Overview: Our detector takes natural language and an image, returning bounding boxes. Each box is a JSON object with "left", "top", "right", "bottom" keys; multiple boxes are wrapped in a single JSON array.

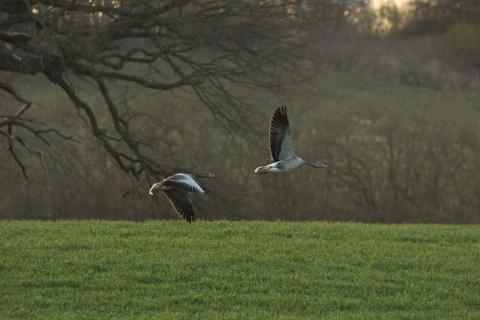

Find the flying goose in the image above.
[
  {"left": 254, "top": 106, "right": 328, "bottom": 174},
  {"left": 149, "top": 172, "right": 214, "bottom": 223}
]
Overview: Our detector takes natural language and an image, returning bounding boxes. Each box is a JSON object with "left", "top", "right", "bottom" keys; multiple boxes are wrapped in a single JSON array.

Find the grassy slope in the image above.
[{"left": 0, "top": 221, "right": 479, "bottom": 319}]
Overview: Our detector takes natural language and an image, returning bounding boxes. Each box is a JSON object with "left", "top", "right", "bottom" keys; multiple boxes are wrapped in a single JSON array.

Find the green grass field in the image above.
[{"left": 0, "top": 221, "right": 479, "bottom": 319}]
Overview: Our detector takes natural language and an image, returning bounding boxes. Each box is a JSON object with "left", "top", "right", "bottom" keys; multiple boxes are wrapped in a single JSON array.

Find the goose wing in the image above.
[
  {"left": 163, "top": 173, "right": 206, "bottom": 193},
  {"left": 269, "top": 106, "right": 295, "bottom": 161},
  {"left": 163, "top": 189, "right": 196, "bottom": 223}
]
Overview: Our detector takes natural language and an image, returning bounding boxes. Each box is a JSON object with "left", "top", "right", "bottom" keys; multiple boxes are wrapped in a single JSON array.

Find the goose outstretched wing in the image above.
[
  {"left": 163, "top": 189, "right": 196, "bottom": 223},
  {"left": 163, "top": 173, "right": 206, "bottom": 193},
  {"left": 269, "top": 106, "right": 295, "bottom": 161}
]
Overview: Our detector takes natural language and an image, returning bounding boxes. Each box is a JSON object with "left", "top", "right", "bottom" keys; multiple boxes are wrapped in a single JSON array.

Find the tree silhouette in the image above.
[{"left": 0, "top": 0, "right": 297, "bottom": 179}]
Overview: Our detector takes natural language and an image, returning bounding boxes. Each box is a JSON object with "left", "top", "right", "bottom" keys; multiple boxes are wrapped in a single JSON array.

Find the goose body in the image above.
[
  {"left": 254, "top": 106, "right": 328, "bottom": 174},
  {"left": 256, "top": 157, "right": 306, "bottom": 173},
  {"left": 149, "top": 172, "right": 213, "bottom": 223}
]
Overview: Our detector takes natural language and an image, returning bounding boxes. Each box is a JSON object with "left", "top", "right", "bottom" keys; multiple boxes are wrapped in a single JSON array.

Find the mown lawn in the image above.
[{"left": 0, "top": 221, "right": 479, "bottom": 319}]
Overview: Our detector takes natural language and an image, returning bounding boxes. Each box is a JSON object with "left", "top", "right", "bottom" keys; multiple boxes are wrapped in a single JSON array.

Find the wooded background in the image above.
[{"left": 1, "top": 0, "right": 480, "bottom": 223}]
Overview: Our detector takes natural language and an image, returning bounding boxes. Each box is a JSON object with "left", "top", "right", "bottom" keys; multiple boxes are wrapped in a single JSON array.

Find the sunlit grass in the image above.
[{"left": 1, "top": 221, "right": 479, "bottom": 319}]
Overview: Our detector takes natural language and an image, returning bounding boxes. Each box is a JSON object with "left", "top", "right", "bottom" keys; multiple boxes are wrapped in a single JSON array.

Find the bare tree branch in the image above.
[{"left": 0, "top": 0, "right": 303, "bottom": 181}]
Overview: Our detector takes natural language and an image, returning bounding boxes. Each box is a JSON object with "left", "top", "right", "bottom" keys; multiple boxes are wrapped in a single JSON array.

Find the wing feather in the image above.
[
  {"left": 163, "top": 189, "right": 196, "bottom": 223},
  {"left": 269, "top": 106, "right": 295, "bottom": 161}
]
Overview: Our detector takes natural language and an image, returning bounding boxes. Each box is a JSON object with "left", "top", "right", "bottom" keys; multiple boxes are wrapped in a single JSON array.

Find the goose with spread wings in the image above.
[
  {"left": 148, "top": 172, "right": 214, "bottom": 223},
  {"left": 254, "top": 106, "right": 328, "bottom": 174}
]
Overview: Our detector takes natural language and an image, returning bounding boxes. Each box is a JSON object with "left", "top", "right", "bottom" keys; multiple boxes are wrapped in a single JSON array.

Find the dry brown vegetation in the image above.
[{"left": 1, "top": 0, "right": 480, "bottom": 222}]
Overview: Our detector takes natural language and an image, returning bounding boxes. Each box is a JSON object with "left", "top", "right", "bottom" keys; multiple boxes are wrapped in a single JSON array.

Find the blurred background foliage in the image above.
[{"left": 1, "top": 0, "right": 480, "bottom": 223}]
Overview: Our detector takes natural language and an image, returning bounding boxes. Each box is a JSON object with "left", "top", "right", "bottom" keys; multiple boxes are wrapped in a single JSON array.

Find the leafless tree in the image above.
[{"left": 0, "top": 0, "right": 300, "bottom": 180}]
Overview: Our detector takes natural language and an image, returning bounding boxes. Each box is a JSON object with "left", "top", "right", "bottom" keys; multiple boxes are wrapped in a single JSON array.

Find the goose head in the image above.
[
  {"left": 307, "top": 161, "right": 329, "bottom": 169},
  {"left": 194, "top": 172, "right": 215, "bottom": 178}
]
